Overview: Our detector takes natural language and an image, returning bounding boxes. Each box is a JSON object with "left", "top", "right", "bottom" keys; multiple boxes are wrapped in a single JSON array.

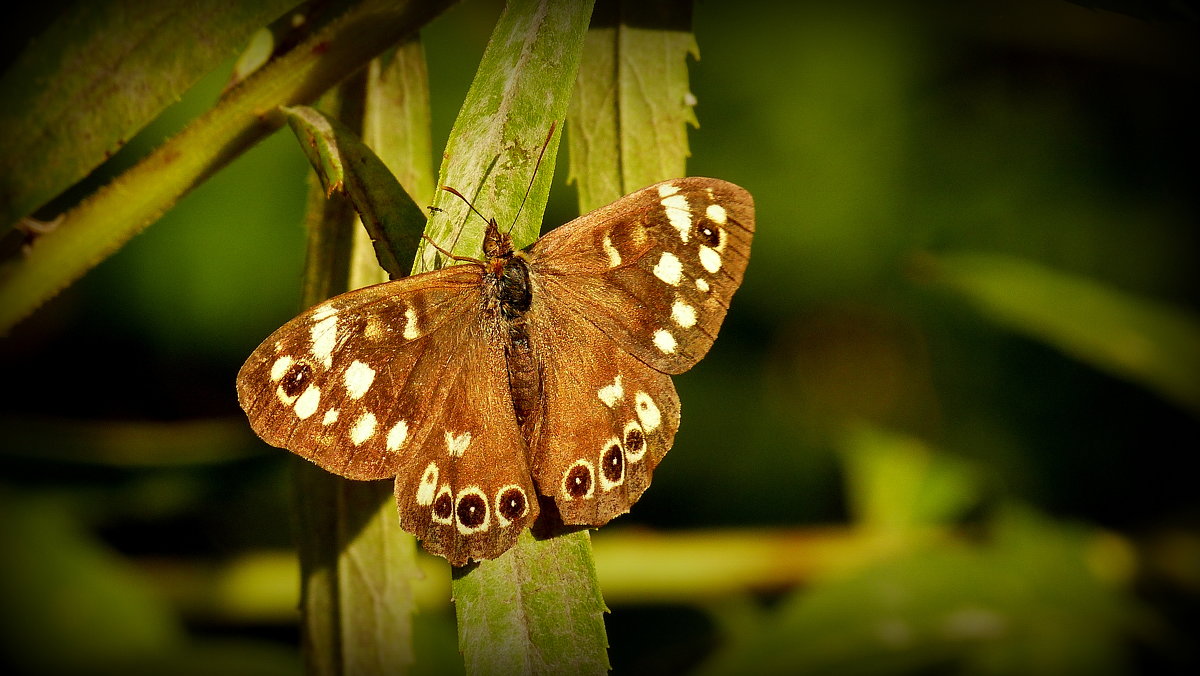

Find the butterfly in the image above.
[{"left": 236, "top": 177, "right": 754, "bottom": 565}]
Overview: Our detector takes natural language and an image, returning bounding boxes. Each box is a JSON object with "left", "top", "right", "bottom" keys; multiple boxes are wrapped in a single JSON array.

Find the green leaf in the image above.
[
  {"left": 0, "top": 0, "right": 456, "bottom": 334},
  {"left": 0, "top": 494, "right": 183, "bottom": 673},
  {"left": 568, "top": 0, "right": 698, "bottom": 211},
  {"left": 697, "top": 506, "right": 1137, "bottom": 676},
  {"left": 925, "top": 252, "right": 1200, "bottom": 414},
  {"left": 0, "top": 0, "right": 297, "bottom": 228},
  {"left": 453, "top": 531, "right": 609, "bottom": 675},
  {"left": 418, "top": 0, "right": 594, "bottom": 267},
  {"left": 282, "top": 105, "right": 426, "bottom": 280},
  {"left": 840, "top": 424, "right": 980, "bottom": 535},
  {"left": 427, "top": 0, "right": 606, "bottom": 673},
  {"left": 290, "top": 40, "right": 434, "bottom": 675}
]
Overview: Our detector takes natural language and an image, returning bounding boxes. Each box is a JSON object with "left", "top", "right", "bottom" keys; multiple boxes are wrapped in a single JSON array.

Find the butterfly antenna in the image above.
[
  {"left": 507, "top": 121, "right": 557, "bottom": 234},
  {"left": 439, "top": 185, "right": 493, "bottom": 226}
]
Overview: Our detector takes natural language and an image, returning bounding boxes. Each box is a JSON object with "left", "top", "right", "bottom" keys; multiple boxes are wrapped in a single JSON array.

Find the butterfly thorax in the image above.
[{"left": 480, "top": 221, "right": 541, "bottom": 430}]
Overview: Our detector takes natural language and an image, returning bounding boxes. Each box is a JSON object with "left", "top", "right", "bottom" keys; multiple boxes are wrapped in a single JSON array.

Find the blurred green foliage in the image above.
[{"left": 2, "top": 0, "right": 1197, "bottom": 674}]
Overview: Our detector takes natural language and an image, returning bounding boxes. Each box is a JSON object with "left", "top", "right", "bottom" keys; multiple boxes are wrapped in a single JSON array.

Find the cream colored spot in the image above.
[
  {"left": 270, "top": 355, "right": 294, "bottom": 382},
  {"left": 653, "top": 252, "right": 683, "bottom": 286},
  {"left": 416, "top": 462, "right": 438, "bottom": 506},
  {"left": 699, "top": 245, "right": 722, "bottom": 273},
  {"left": 603, "top": 235, "right": 622, "bottom": 267},
  {"left": 294, "top": 385, "right": 321, "bottom": 420},
  {"left": 403, "top": 307, "right": 420, "bottom": 340},
  {"left": 311, "top": 314, "right": 338, "bottom": 368},
  {"left": 431, "top": 485, "right": 453, "bottom": 524},
  {"left": 653, "top": 328, "right": 677, "bottom": 354},
  {"left": 598, "top": 374, "right": 624, "bottom": 407},
  {"left": 455, "top": 486, "right": 490, "bottom": 534},
  {"left": 671, "top": 299, "right": 697, "bottom": 328},
  {"left": 311, "top": 303, "right": 337, "bottom": 321},
  {"left": 695, "top": 278, "right": 710, "bottom": 293},
  {"left": 661, "top": 193, "right": 691, "bottom": 242},
  {"left": 343, "top": 360, "right": 375, "bottom": 399},
  {"left": 386, "top": 420, "right": 409, "bottom": 452},
  {"left": 275, "top": 386, "right": 299, "bottom": 406},
  {"left": 350, "top": 412, "right": 377, "bottom": 445},
  {"left": 706, "top": 203, "right": 727, "bottom": 225},
  {"left": 445, "top": 430, "right": 472, "bottom": 457},
  {"left": 635, "top": 392, "right": 662, "bottom": 432},
  {"left": 658, "top": 183, "right": 680, "bottom": 198},
  {"left": 322, "top": 409, "right": 339, "bottom": 426}
]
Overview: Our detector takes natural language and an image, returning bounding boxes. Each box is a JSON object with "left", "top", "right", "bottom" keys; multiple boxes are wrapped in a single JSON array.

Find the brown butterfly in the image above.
[{"left": 236, "top": 177, "right": 754, "bottom": 565}]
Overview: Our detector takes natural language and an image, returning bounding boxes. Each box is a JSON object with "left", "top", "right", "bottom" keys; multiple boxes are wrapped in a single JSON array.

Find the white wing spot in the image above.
[
  {"left": 294, "top": 385, "right": 321, "bottom": 420},
  {"left": 706, "top": 203, "right": 728, "bottom": 225},
  {"left": 311, "top": 303, "right": 337, "bottom": 321},
  {"left": 653, "top": 252, "right": 683, "bottom": 286},
  {"left": 653, "top": 328, "right": 677, "bottom": 354},
  {"left": 343, "top": 360, "right": 376, "bottom": 399},
  {"left": 672, "top": 299, "right": 698, "bottom": 328},
  {"left": 311, "top": 314, "right": 338, "bottom": 368},
  {"left": 322, "top": 409, "right": 339, "bottom": 426},
  {"left": 403, "top": 307, "right": 420, "bottom": 340},
  {"left": 350, "top": 412, "right": 377, "bottom": 445},
  {"left": 658, "top": 183, "right": 680, "bottom": 198},
  {"left": 699, "top": 245, "right": 722, "bottom": 273},
  {"left": 416, "top": 462, "right": 438, "bottom": 506},
  {"left": 386, "top": 420, "right": 409, "bottom": 452},
  {"left": 445, "top": 431, "right": 472, "bottom": 457},
  {"left": 598, "top": 374, "right": 624, "bottom": 407},
  {"left": 695, "top": 278, "right": 710, "bottom": 293},
  {"left": 661, "top": 193, "right": 691, "bottom": 242},
  {"left": 635, "top": 392, "right": 662, "bottom": 432},
  {"left": 270, "top": 355, "right": 294, "bottom": 382},
  {"left": 603, "top": 235, "right": 622, "bottom": 267}
]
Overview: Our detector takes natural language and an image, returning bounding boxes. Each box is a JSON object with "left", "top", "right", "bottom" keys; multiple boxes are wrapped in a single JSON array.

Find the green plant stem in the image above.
[{"left": 0, "top": 0, "right": 454, "bottom": 334}]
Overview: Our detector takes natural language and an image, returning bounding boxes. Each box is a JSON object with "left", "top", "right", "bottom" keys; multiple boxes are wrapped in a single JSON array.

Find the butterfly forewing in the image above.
[
  {"left": 236, "top": 267, "right": 484, "bottom": 480},
  {"left": 528, "top": 178, "right": 755, "bottom": 374}
]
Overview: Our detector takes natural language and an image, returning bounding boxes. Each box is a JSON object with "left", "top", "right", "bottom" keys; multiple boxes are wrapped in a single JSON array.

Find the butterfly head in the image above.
[{"left": 482, "top": 218, "right": 514, "bottom": 262}]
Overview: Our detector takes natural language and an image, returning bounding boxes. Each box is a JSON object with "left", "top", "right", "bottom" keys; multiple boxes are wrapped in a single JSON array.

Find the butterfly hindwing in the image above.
[
  {"left": 528, "top": 177, "right": 755, "bottom": 374},
  {"left": 391, "top": 314, "right": 539, "bottom": 566},
  {"left": 525, "top": 304, "right": 681, "bottom": 525}
]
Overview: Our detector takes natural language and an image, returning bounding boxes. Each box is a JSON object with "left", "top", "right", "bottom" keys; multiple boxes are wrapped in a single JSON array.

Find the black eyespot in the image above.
[
  {"left": 602, "top": 444, "right": 624, "bottom": 482},
  {"left": 625, "top": 428, "right": 645, "bottom": 455},
  {"left": 499, "top": 487, "right": 527, "bottom": 521},
  {"left": 433, "top": 492, "right": 453, "bottom": 520},
  {"left": 457, "top": 493, "right": 487, "bottom": 528},
  {"left": 566, "top": 464, "right": 593, "bottom": 498},
  {"left": 695, "top": 222, "right": 721, "bottom": 247},
  {"left": 281, "top": 362, "right": 313, "bottom": 397}
]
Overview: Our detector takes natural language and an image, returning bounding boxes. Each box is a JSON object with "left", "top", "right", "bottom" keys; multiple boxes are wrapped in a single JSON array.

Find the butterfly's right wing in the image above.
[{"left": 237, "top": 265, "right": 538, "bottom": 565}]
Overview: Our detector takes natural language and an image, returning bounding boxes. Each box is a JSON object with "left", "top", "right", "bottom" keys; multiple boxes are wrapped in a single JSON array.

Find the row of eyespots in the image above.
[
  {"left": 416, "top": 462, "right": 529, "bottom": 535},
  {"left": 562, "top": 420, "right": 648, "bottom": 500}
]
